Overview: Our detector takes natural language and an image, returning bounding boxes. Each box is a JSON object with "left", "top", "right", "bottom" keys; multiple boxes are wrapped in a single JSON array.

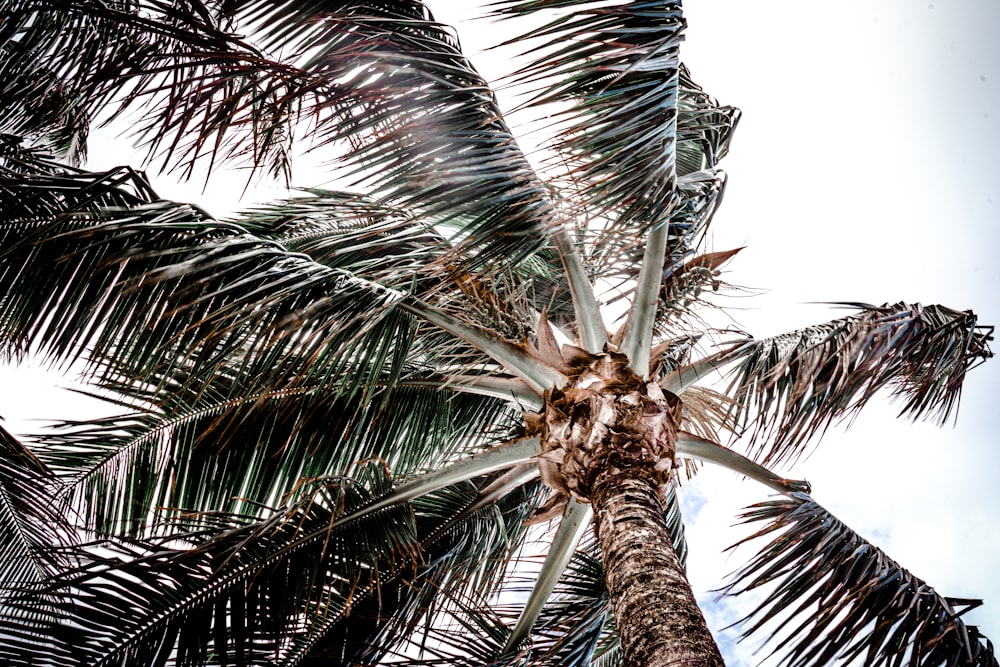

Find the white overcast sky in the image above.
[
  {"left": 2, "top": 1, "right": 998, "bottom": 665},
  {"left": 678, "top": 2, "right": 1000, "bottom": 663}
]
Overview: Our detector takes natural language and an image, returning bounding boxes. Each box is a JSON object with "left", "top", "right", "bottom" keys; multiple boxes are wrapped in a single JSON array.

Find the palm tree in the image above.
[{"left": 0, "top": 1, "right": 995, "bottom": 665}]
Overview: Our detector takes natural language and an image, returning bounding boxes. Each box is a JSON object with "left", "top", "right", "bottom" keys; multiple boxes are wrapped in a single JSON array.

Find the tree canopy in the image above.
[{"left": 0, "top": 1, "right": 996, "bottom": 666}]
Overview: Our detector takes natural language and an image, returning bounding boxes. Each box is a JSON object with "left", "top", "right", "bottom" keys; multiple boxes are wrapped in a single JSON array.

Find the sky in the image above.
[{"left": 2, "top": 1, "right": 998, "bottom": 665}]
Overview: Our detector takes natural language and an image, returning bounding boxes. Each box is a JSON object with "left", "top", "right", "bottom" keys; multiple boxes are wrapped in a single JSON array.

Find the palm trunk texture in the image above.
[{"left": 592, "top": 473, "right": 725, "bottom": 667}]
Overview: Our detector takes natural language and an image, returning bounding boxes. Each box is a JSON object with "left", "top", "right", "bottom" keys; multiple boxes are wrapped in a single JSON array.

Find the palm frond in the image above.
[
  {"left": 232, "top": 189, "right": 558, "bottom": 336},
  {"left": 0, "top": 17, "right": 92, "bottom": 163},
  {"left": 228, "top": 190, "right": 449, "bottom": 292},
  {"left": 36, "top": 376, "right": 518, "bottom": 537},
  {"left": 7, "top": 1, "right": 569, "bottom": 271},
  {"left": 231, "top": 0, "right": 564, "bottom": 270},
  {"left": 674, "top": 65, "right": 740, "bottom": 175},
  {"left": 727, "top": 302, "right": 994, "bottom": 465},
  {"left": 489, "top": 1, "right": 737, "bottom": 264},
  {"left": 322, "top": 476, "right": 546, "bottom": 666},
  {"left": 722, "top": 494, "right": 998, "bottom": 667},
  {"left": 0, "top": 178, "right": 414, "bottom": 397},
  {"left": 232, "top": 190, "right": 564, "bottom": 379},
  {"left": 676, "top": 432, "right": 811, "bottom": 496},
  {"left": 504, "top": 498, "right": 593, "bottom": 655},
  {"left": 2, "top": 0, "right": 303, "bottom": 182},
  {"left": 0, "top": 465, "right": 421, "bottom": 667},
  {"left": 490, "top": 0, "right": 685, "bottom": 233},
  {"left": 372, "top": 585, "right": 514, "bottom": 666},
  {"left": 0, "top": 427, "right": 76, "bottom": 604},
  {"left": 518, "top": 549, "right": 612, "bottom": 666},
  {"left": 0, "top": 156, "right": 158, "bottom": 225}
]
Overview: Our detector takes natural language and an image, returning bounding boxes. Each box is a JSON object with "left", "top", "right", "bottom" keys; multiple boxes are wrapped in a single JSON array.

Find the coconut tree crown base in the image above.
[{"left": 527, "top": 349, "right": 683, "bottom": 504}]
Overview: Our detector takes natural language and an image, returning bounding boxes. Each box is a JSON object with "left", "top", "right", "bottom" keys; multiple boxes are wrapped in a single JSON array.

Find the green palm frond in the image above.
[
  {"left": 326, "top": 478, "right": 545, "bottom": 666},
  {"left": 232, "top": 192, "right": 574, "bottom": 348},
  {"left": 0, "top": 182, "right": 414, "bottom": 395},
  {"left": 728, "top": 302, "right": 994, "bottom": 465},
  {"left": 231, "top": 190, "right": 562, "bottom": 381},
  {"left": 2, "top": 0, "right": 303, "bottom": 181},
  {"left": 0, "top": 427, "right": 76, "bottom": 602},
  {"left": 36, "top": 377, "right": 517, "bottom": 537},
  {"left": 674, "top": 65, "right": 740, "bottom": 176},
  {"left": 0, "top": 158, "right": 158, "bottom": 226},
  {"left": 233, "top": 190, "right": 549, "bottom": 342},
  {"left": 722, "top": 494, "right": 998, "bottom": 667},
  {"left": 489, "top": 3, "right": 737, "bottom": 263},
  {"left": 229, "top": 190, "right": 449, "bottom": 290},
  {"left": 490, "top": 1, "right": 685, "bottom": 231},
  {"left": 374, "top": 585, "right": 514, "bottom": 666},
  {"left": 5, "top": 1, "right": 564, "bottom": 270},
  {"left": 0, "top": 21, "right": 92, "bottom": 163},
  {"left": 0, "top": 466, "right": 420, "bottom": 667},
  {"left": 232, "top": 0, "right": 562, "bottom": 270}
]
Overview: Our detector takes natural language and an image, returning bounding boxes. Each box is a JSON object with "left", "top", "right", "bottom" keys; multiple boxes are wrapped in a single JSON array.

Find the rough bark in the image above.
[{"left": 592, "top": 473, "right": 725, "bottom": 667}]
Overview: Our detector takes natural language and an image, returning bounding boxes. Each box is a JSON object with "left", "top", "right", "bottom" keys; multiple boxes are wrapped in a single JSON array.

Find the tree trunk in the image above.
[{"left": 592, "top": 472, "right": 725, "bottom": 667}]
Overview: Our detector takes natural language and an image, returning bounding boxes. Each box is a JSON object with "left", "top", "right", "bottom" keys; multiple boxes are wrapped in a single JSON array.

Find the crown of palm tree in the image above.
[{"left": 0, "top": 1, "right": 995, "bottom": 666}]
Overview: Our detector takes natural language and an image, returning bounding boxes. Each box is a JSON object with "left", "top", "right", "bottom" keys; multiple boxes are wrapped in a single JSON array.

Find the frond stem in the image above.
[
  {"left": 400, "top": 376, "right": 542, "bottom": 412},
  {"left": 552, "top": 230, "right": 607, "bottom": 354},
  {"left": 676, "top": 432, "right": 810, "bottom": 495},
  {"left": 501, "top": 498, "right": 593, "bottom": 655},
  {"left": 399, "top": 298, "right": 567, "bottom": 393},
  {"left": 621, "top": 221, "right": 670, "bottom": 377},
  {"left": 660, "top": 344, "right": 746, "bottom": 394}
]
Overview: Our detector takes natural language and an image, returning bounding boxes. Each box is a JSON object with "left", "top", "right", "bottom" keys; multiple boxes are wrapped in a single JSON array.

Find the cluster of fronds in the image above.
[
  {"left": 723, "top": 495, "right": 997, "bottom": 667},
  {"left": 0, "top": 1, "right": 994, "bottom": 666}
]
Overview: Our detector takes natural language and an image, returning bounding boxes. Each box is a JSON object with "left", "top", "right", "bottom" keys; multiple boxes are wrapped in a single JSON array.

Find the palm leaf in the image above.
[
  {"left": 722, "top": 493, "right": 998, "bottom": 667},
  {"left": 0, "top": 176, "right": 414, "bottom": 397},
  {"left": 230, "top": 189, "right": 567, "bottom": 333},
  {"left": 2, "top": 0, "right": 303, "bottom": 181},
  {"left": 516, "top": 549, "right": 612, "bottom": 666},
  {"left": 0, "top": 465, "right": 420, "bottom": 667},
  {"left": 596, "top": 167, "right": 730, "bottom": 297},
  {"left": 231, "top": 0, "right": 564, "bottom": 270},
  {"left": 674, "top": 65, "right": 740, "bottom": 176},
  {"left": 229, "top": 190, "right": 564, "bottom": 382},
  {"left": 727, "top": 302, "right": 994, "bottom": 465},
  {"left": 319, "top": 476, "right": 546, "bottom": 666},
  {"left": 228, "top": 190, "right": 450, "bottom": 292},
  {"left": 0, "top": 427, "right": 76, "bottom": 603},
  {"left": 36, "top": 377, "right": 518, "bottom": 537},
  {"left": 490, "top": 0, "right": 685, "bottom": 230},
  {"left": 7, "top": 1, "right": 569, "bottom": 271},
  {"left": 489, "top": 3, "right": 737, "bottom": 260},
  {"left": 0, "top": 156, "right": 158, "bottom": 225}
]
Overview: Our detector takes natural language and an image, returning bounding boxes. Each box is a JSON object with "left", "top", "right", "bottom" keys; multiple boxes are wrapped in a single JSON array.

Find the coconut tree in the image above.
[{"left": 0, "top": 1, "right": 995, "bottom": 666}]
